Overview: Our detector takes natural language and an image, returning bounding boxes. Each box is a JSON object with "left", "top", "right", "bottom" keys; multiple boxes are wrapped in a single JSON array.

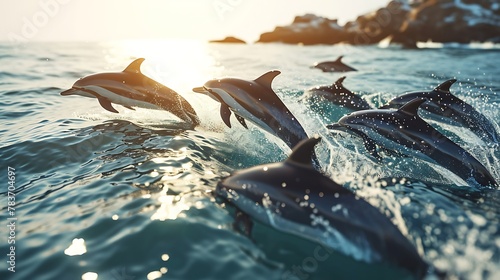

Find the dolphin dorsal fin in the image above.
[
  {"left": 334, "top": 76, "right": 346, "bottom": 86},
  {"left": 434, "top": 79, "right": 457, "bottom": 93},
  {"left": 286, "top": 136, "right": 321, "bottom": 169},
  {"left": 123, "top": 58, "right": 145, "bottom": 74},
  {"left": 335, "top": 55, "right": 344, "bottom": 63},
  {"left": 254, "top": 70, "right": 281, "bottom": 89},
  {"left": 398, "top": 98, "right": 426, "bottom": 116}
]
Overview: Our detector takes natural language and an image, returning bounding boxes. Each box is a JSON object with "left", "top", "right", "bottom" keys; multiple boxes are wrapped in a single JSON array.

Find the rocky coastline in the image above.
[{"left": 256, "top": 0, "right": 500, "bottom": 47}]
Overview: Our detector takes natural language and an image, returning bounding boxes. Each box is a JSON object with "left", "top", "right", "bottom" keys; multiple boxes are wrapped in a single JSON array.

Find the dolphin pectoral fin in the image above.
[
  {"left": 235, "top": 114, "right": 248, "bottom": 129},
  {"left": 234, "top": 210, "right": 253, "bottom": 237},
  {"left": 123, "top": 105, "right": 135, "bottom": 110},
  {"left": 358, "top": 133, "right": 381, "bottom": 160},
  {"left": 220, "top": 103, "right": 232, "bottom": 128},
  {"left": 97, "top": 97, "right": 119, "bottom": 113},
  {"left": 364, "top": 140, "right": 381, "bottom": 160}
]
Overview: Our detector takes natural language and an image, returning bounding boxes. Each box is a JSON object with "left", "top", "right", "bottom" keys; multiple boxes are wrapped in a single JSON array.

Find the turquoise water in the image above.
[{"left": 0, "top": 40, "right": 499, "bottom": 279}]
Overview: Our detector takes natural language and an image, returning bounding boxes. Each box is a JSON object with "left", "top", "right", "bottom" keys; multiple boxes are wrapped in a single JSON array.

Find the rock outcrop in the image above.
[
  {"left": 392, "top": 0, "right": 500, "bottom": 45},
  {"left": 209, "top": 36, "right": 246, "bottom": 44},
  {"left": 255, "top": 0, "right": 500, "bottom": 46},
  {"left": 257, "top": 14, "right": 349, "bottom": 45}
]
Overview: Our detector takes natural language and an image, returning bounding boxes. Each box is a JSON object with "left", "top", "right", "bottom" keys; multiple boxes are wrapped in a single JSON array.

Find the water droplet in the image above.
[
  {"left": 147, "top": 271, "right": 163, "bottom": 279},
  {"left": 65, "top": 238, "right": 87, "bottom": 256},
  {"left": 82, "top": 272, "right": 98, "bottom": 280}
]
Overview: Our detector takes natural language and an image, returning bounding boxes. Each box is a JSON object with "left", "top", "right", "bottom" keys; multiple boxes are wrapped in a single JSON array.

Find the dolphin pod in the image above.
[
  {"left": 216, "top": 137, "right": 428, "bottom": 277},
  {"left": 328, "top": 98, "right": 498, "bottom": 188},
  {"left": 61, "top": 58, "right": 200, "bottom": 126},
  {"left": 61, "top": 57, "right": 499, "bottom": 278},
  {"left": 192, "top": 71, "right": 309, "bottom": 150},
  {"left": 380, "top": 79, "right": 499, "bottom": 143}
]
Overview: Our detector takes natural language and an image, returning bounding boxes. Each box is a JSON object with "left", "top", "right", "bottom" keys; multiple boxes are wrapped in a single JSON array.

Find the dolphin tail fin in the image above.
[
  {"left": 434, "top": 79, "right": 457, "bottom": 93},
  {"left": 254, "top": 70, "right": 281, "bottom": 90},
  {"left": 398, "top": 98, "right": 427, "bottom": 116},
  {"left": 97, "top": 97, "right": 119, "bottom": 113},
  {"left": 286, "top": 136, "right": 321, "bottom": 168},
  {"left": 123, "top": 58, "right": 145, "bottom": 74}
]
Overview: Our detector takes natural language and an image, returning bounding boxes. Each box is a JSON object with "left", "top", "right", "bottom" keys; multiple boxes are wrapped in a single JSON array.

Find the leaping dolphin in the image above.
[
  {"left": 302, "top": 76, "right": 371, "bottom": 110},
  {"left": 380, "top": 79, "right": 499, "bottom": 143},
  {"left": 328, "top": 98, "right": 498, "bottom": 188},
  {"left": 311, "top": 56, "right": 357, "bottom": 72},
  {"left": 61, "top": 58, "right": 200, "bottom": 126},
  {"left": 192, "top": 71, "right": 308, "bottom": 149},
  {"left": 216, "top": 137, "right": 428, "bottom": 277}
]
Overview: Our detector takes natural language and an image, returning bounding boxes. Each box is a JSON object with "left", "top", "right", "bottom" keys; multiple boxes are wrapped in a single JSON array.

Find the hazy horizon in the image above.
[{"left": 1, "top": 0, "right": 388, "bottom": 43}]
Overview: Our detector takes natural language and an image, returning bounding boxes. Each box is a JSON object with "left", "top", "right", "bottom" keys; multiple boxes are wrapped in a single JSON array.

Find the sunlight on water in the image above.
[
  {"left": 64, "top": 238, "right": 87, "bottom": 256},
  {"left": 150, "top": 190, "right": 191, "bottom": 221},
  {"left": 101, "top": 39, "right": 222, "bottom": 92},
  {"left": 81, "top": 272, "right": 98, "bottom": 280},
  {"left": 416, "top": 41, "right": 500, "bottom": 49},
  {"left": 3, "top": 40, "right": 499, "bottom": 280}
]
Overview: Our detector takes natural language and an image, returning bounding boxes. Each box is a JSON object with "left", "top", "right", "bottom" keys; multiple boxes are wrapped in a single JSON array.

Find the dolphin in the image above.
[
  {"left": 302, "top": 76, "right": 371, "bottom": 110},
  {"left": 380, "top": 79, "right": 499, "bottom": 143},
  {"left": 312, "top": 56, "right": 357, "bottom": 72},
  {"left": 61, "top": 58, "right": 200, "bottom": 126},
  {"left": 328, "top": 98, "right": 498, "bottom": 188},
  {"left": 192, "top": 71, "right": 308, "bottom": 149},
  {"left": 216, "top": 137, "right": 429, "bottom": 277}
]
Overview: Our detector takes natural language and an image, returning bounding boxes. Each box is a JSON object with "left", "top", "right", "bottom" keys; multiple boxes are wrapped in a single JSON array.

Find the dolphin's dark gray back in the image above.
[
  {"left": 333, "top": 99, "right": 498, "bottom": 188},
  {"left": 307, "top": 76, "right": 371, "bottom": 110},
  {"left": 217, "top": 137, "right": 429, "bottom": 277},
  {"left": 381, "top": 79, "right": 499, "bottom": 143}
]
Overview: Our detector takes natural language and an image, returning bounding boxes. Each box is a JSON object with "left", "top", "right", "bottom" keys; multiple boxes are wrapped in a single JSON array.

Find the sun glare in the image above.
[
  {"left": 98, "top": 39, "right": 224, "bottom": 115},
  {"left": 102, "top": 39, "right": 222, "bottom": 91}
]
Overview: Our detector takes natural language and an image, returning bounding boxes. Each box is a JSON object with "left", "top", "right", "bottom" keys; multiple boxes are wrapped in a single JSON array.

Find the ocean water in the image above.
[{"left": 0, "top": 40, "right": 499, "bottom": 280}]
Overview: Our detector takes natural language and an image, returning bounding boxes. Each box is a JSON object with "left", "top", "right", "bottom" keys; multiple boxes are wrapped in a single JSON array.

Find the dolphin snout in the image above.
[
  {"left": 326, "top": 123, "right": 345, "bottom": 130},
  {"left": 60, "top": 88, "right": 77, "bottom": 96},
  {"left": 192, "top": 86, "right": 208, "bottom": 94}
]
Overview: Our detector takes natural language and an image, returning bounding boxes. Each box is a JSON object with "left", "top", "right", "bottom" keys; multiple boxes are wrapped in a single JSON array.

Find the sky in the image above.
[{"left": 2, "top": 0, "right": 388, "bottom": 43}]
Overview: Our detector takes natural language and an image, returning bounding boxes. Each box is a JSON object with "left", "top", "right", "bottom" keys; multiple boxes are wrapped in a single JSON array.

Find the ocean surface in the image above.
[{"left": 0, "top": 40, "right": 499, "bottom": 280}]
